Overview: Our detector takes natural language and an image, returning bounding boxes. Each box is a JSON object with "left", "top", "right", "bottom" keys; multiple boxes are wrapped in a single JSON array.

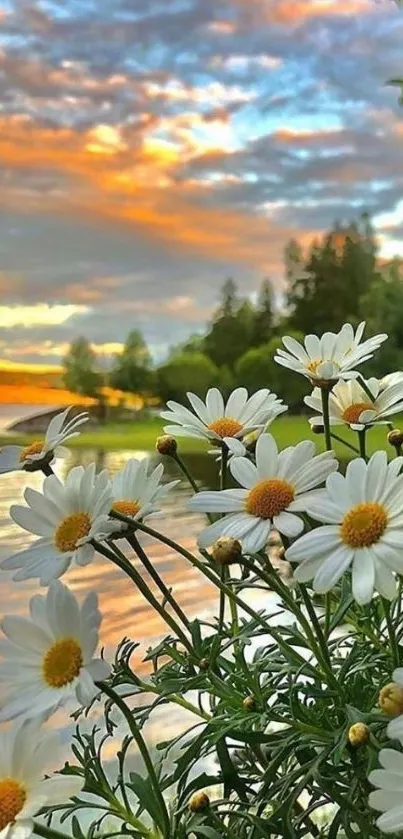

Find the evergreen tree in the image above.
[
  {"left": 63, "top": 337, "right": 100, "bottom": 397},
  {"left": 286, "top": 215, "right": 378, "bottom": 334},
  {"left": 252, "top": 278, "right": 274, "bottom": 346},
  {"left": 110, "top": 329, "right": 152, "bottom": 394},
  {"left": 204, "top": 279, "right": 254, "bottom": 369}
]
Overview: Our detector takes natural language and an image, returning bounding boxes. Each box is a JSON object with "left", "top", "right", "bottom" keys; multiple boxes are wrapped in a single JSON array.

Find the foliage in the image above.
[
  {"left": 110, "top": 329, "right": 153, "bottom": 394},
  {"left": 203, "top": 279, "right": 256, "bottom": 370},
  {"left": 236, "top": 333, "right": 308, "bottom": 411},
  {"left": 157, "top": 351, "right": 220, "bottom": 403},
  {"left": 360, "top": 260, "right": 403, "bottom": 377},
  {"left": 286, "top": 215, "right": 377, "bottom": 335},
  {"left": 63, "top": 336, "right": 100, "bottom": 397}
]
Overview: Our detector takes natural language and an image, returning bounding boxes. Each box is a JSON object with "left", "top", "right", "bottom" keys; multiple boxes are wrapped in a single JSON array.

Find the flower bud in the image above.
[
  {"left": 211, "top": 537, "right": 242, "bottom": 566},
  {"left": 379, "top": 682, "right": 403, "bottom": 717},
  {"left": 199, "top": 658, "right": 209, "bottom": 671},
  {"left": 156, "top": 435, "right": 177, "bottom": 456},
  {"left": 244, "top": 430, "right": 259, "bottom": 449},
  {"left": 312, "top": 378, "right": 339, "bottom": 391},
  {"left": 348, "top": 722, "right": 369, "bottom": 747},
  {"left": 243, "top": 696, "right": 256, "bottom": 712},
  {"left": 189, "top": 792, "right": 210, "bottom": 813},
  {"left": 388, "top": 429, "right": 403, "bottom": 449}
]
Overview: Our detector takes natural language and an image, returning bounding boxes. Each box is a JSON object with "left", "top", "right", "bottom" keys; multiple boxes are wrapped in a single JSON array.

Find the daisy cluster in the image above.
[
  {"left": 0, "top": 408, "right": 180, "bottom": 839},
  {"left": 0, "top": 320, "right": 403, "bottom": 836}
]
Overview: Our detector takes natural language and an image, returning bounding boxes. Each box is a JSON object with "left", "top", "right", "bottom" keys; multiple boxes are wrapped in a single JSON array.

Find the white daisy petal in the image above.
[
  {"left": 230, "top": 457, "right": 258, "bottom": 489},
  {"left": 3, "top": 465, "right": 113, "bottom": 583},
  {"left": 241, "top": 520, "right": 271, "bottom": 554},
  {"left": 0, "top": 582, "right": 107, "bottom": 721},
  {"left": 286, "top": 526, "right": 341, "bottom": 563},
  {"left": 387, "top": 716, "right": 403, "bottom": 744},
  {"left": 0, "top": 409, "right": 88, "bottom": 475},
  {"left": 162, "top": 388, "right": 285, "bottom": 444},
  {"left": 188, "top": 489, "right": 246, "bottom": 512},
  {"left": 293, "top": 556, "right": 326, "bottom": 584},
  {"left": 312, "top": 546, "right": 354, "bottom": 593},
  {"left": 351, "top": 548, "right": 375, "bottom": 605},
  {"left": 255, "top": 434, "right": 278, "bottom": 477},
  {"left": 273, "top": 511, "right": 303, "bottom": 538},
  {"left": 0, "top": 721, "right": 81, "bottom": 837},
  {"left": 206, "top": 388, "right": 225, "bottom": 419},
  {"left": 275, "top": 323, "right": 387, "bottom": 383},
  {"left": 225, "top": 387, "right": 248, "bottom": 418}
]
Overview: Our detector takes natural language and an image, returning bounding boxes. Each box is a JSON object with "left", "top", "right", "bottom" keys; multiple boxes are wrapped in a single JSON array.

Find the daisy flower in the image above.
[
  {"left": 384, "top": 668, "right": 403, "bottom": 745},
  {"left": 188, "top": 433, "right": 338, "bottom": 554},
  {"left": 0, "top": 719, "right": 82, "bottom": 839},
  {"left": 274, "top": 322, "right": 387, "bottom": 384},
  {"left": 0, "top": 407, "right": 88, "bottom": 475},
  {"left": 369, "top": 747, "right": 403, "bottom": 834},
  {"left": 305, "top": 377, "right": 403, "bottom": 431},
  {"left": 2, "top": 464, "right": 115, "bottom": 584},
  {"left": 381, "top": 372, "right": 403, "bottom": 390},
  {"left": 161, "top": 387, "right": 287, "bottom": 447},
  {"left": 0, "top": 580, "right": 109, "bottom": 721},
  {"left": 286, "top": 451, "right": 403, "bottom": 604},
  {"left": 110, "top": 457, "right": 179, "bottom": 528}
]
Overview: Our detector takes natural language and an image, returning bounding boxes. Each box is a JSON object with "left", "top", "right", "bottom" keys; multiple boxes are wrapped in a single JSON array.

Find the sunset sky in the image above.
[{"left": 1, "top": 0, "right": 403, "bottom": 368}]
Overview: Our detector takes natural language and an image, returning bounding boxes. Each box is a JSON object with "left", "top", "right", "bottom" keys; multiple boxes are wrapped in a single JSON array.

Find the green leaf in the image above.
[{"left": 128, "top": 772, "right": 165, "bottom": 831}]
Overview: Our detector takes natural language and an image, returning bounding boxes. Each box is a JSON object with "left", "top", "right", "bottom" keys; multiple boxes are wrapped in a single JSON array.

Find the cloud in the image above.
[{"left": 0, "top": 0, "right": 403, "bottom": 363}]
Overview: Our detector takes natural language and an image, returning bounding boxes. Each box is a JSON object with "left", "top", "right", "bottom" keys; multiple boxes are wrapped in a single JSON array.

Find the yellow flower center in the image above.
[
  {"left": 342, "top": 401, "right": 374, "bottom": 424},
  {"left": 0, "top": 778, "right": 26, "bottom": 830},
  {"left": 208, "top": 417, "right": 244, "bottom": 438},
  {"left": 113, "top": 499, "right": 141, "bottom": 518},
  {"left": 19, "top": 440, "right": 44, "bottom": 462},
  {"left": 42, "top": 637, "right": 83, "bottom": 687},
  {"left": 307, "top": 360, "right": 321, "bottom": 375},
  {"left": 246, "top": 479, "right": 295, "bottom": 520},
  {"left": 340, "top": 502, "right": 387, "bottom": 548},
  {"left": 54, "top": 512, "right": 91, "bottom": 552}
]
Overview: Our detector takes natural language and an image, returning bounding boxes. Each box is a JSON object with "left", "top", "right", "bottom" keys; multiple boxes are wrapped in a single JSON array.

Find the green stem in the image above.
[
  {"left": 33, "top": 824, "right": 72, "bottom": 839},
  {"left": 109, "top": 513, "right": 317, "bottom": 676},
  {"left": 100, "top": 682, "right": 170, "bottom": 838},
  {"left": 320, "top": 387, "right": 332, "bottom": 451},
  {"left": 126, "top": 531, "right": 191, "bottom": 631},
  {"left": 221, "top": 445, "right": 229, "bottom": 490},
  {"left": 242, "top": 555, "right": 341, "bottom": 691},
  {"left": 109, "top": 514, "right": 270, "bottom": 628},
  {"left": 215, "top": 447, "right": 230, "bottom": 660},
  {"left": 173, "top": 452, "right": 199, "bottom": 494},
  {"left": 324, "top": 592, "right": 331, "bottom": 638},
  {"left": 93, "top": 539, "right": 194, "bottom": 656},
  {"left": 329, "top": 431, "right": 360, "bottom": 455},
  {"left": 358, "top": 375, "right": 376, "bottom": 402},
  {"left": 358, "top": 429, "right": 367, "bottom": 461},
  {"left": 298, "top": 584, "right": 335, "bottom": 681},
  {"left": 382, "top": 597, "right": 400, "bottom": 668},
  {"left": 136, "top": 678, "right": 211, "bottom": 720},
  {"left": 41, "top": 463, "right": 55, "bottom": 477}
]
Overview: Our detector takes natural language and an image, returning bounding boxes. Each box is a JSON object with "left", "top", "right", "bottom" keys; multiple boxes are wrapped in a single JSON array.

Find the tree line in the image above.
[{"left": 63, "top": 213, "right": 403, "bottom": 411}]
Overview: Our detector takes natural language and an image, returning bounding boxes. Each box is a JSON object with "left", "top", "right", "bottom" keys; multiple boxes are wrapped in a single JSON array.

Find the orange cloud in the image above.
[
  {"left": 0, "top": 115, "right": 318, "bottom": 274},
  {"left": 272, "top": 0, "right": 371, "bottom": 23}
]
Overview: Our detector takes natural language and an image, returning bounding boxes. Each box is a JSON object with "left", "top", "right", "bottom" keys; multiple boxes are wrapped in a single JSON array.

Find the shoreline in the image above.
[{"left": 0, "top": 416, "right": 397, "bottom": 458}]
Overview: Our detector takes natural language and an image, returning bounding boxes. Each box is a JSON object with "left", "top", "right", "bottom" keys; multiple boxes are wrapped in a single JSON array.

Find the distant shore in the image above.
[{"left": 0, "top": 416, "right": 398, "bottom": 459}]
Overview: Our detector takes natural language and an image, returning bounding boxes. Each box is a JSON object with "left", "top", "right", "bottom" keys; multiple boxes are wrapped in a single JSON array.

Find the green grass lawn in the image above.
[{"left": 1, "top": 415, "right": 399, "bottom": 460}]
